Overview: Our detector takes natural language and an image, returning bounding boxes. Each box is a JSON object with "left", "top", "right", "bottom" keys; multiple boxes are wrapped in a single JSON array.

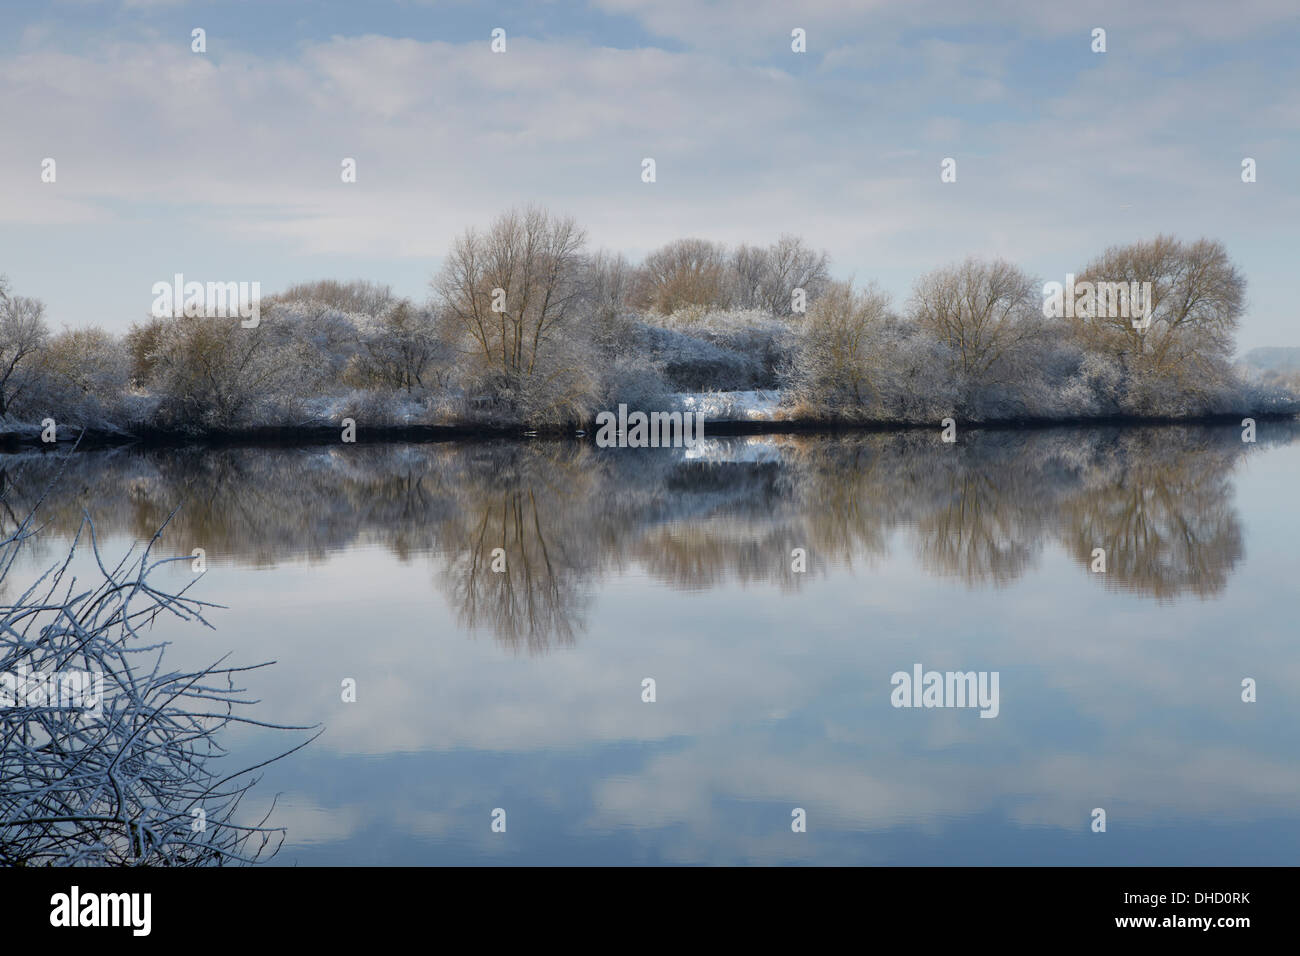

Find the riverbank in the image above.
[{"left": 3, "top": 410, "right": 1296, "bottom": 451}]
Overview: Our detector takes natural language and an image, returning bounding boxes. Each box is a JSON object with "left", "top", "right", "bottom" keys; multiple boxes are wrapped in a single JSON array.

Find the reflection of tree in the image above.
[
  {"left": 1061, "top": 430, "right": 1244, "bottom": 598},
  {"left": 0, "top": 422, "right": 1290, "bottom": 648},
  {"left": 0, "top": 501, "right": 313, "bottom": 865},
  {"left": 790, "top": 436, "right": 897, "bottom": 572},
  {"left": 915, "top": 469, "right": 1039, "bottom": 585},
  {"left": 906, "top": 434, "right": 1067, "bottom": 586},
  {"left": 635, "top": 522, "right": 798, "bottom": 591},
  {"left": 440, "top": 445, "right": 599, "bottom": 652},
  {"left": 453, "top": 486, "right": 586, "bottom": 650},
  {"left": 632, "top": 458, "right": 809, "bottom": 591},
  {"left": 0, "top": 467, "right": 19, "bottom": 537}
]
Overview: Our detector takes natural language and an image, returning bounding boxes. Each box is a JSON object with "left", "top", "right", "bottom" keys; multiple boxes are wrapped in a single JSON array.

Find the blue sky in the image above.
[{"left": 1, "top": 0, "right": 1297, "bottom": 349}]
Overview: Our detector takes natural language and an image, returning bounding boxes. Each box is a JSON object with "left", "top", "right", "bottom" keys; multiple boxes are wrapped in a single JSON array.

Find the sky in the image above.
[{"left": 1, "top": 0, "right": 1297, "bottom": 350}]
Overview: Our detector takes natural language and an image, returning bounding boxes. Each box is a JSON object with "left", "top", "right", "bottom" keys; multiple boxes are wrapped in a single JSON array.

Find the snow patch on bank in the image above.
[{"left": 678, "top": 389, "right": 781, "bottom": 422}]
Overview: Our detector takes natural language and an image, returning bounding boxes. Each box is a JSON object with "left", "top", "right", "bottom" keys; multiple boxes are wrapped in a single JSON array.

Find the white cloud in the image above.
[{"left": 0, "top": 4, "right": 1297, "bottom": 344}]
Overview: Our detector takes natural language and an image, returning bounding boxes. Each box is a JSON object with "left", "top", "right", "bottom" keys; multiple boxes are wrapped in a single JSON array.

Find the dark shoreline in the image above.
[{"left": 2, "top": 411, "right": 1295, "bottom": 451}]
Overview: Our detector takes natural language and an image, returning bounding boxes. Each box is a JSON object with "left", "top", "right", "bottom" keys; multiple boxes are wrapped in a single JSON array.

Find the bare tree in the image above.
[
  {"left": 583, "top": 251, "right": 632, "bottom": 321},
  {"left": 759, "top": 235, "right": 830, "bottom": 316},
  {"left": 729, "top": 243, "right": 770, "bottom": 310},
  {"left": 271, "top": 278, "right": 394, "bottom": 316},
  {"left": 907, "top": 258, "right": 1039, "bottom": 380},
  {"left": 634, "top": 238, "right": 730, "bottom": 315},
  {"left": 435, "top": 205, "right": 588, "bottom": 379},
  {"left": 1072, "top": 235, "right": 1245, "bottom": 389},
  {"left": 123, "top": 317, "right": 170, "bottom": 388},
  {"left": 0, "top": 491, "right": 316, "bottom": 865},
  {"left": 0, "top": 289, "right": 49, "bottom": 418},
  {"left": 577, "top": 251, "right": 638, "bottom": 359},
  {"left": 42, "top": 327, "right": 128, "bottom": 398}
]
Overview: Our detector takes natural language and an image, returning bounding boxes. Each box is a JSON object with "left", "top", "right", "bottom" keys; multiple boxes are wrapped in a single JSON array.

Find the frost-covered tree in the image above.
[
  {"left": 729, "top": 243, "right": 769, "bottom": 311},
  {"left": 634, "top": 238, "right": 731, "bottom": 315},
  {"left": 350, "top": 300, "right": 453, "bottom": 392},
  {"left": 1072, "top": 236, "right": 1246, "bottom": 413},
  {"left": 758, "top": 235, "right": 831, "bottom": 317},
  {"left": 147, "top": 316, "right": 297, "bottom": 429},
  {"left": 273, "top": 278, "right": 394, "bottom": 316},
  {"left": 261, "top": 299, "right": 363, "bottom": 394},
  {"left": 436, "top": 205, "right": 587, "bottom": 378},
  {"left": 907, "top": 258, "right": 1040, "bottom": 383},
  {"left": 434, "top": 205, "right": 597, "bottom": 422},
  {"left": 41, "top": 327, "right": 128, "bottom": 396},
  {"left": 583, "top": 250, "right": 636, "bottom": 349},
  {"left": 32, "top": 326, "right": 130, "bottom": 426},
  {"left": 786, "top": 281, "right": 893, "bottom": 416},
  {"left": 123, "top": 317, "right": 169, "bottom": 388},
  {"left": 0, "top": 494, "right": 311, "bottom": 865},
  {"left": 0, "top": 284, "right": 49, "bottom": 418},
  {"left": 648, "top": 307, "right": 792, "bottom": 390}
]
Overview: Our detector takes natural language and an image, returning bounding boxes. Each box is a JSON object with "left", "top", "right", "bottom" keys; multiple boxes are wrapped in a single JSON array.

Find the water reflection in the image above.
[
  {"left": 4, "top": 423, "right": 1297, "bottom": 865},
  {"left": 0, "top": 424, "right": 1292, "bottom": 648}
]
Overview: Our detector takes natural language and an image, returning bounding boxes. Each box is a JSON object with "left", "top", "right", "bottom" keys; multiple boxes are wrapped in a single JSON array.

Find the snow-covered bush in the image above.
[
  {"left": 783, "top": 282, "right": 890, "bottom": 418},
  {"left": 0, "top": 495, "right": 307, "bottom": 864},
  {"left": 346, "top": 301, "right": 455, "bottom": 392},
  {"left": 20, "top": 326, "right": 131, "bottom": 428},
  {"left": 633, "top": 308, "right": 793, "bottom": 391},
  {"left": 600, "top": 352, "right": 679, "bottom": 411},
  {"left": 782, "top": 281, "right": 964, "bottom": 422},
  {"left": 335, "top": 387, "right": 422, "bottom": 427},
  {"left": 146, "top": 316, "right": 302, "bottom": 430},
  {"left": 262, "top": 299, "right": 364, "bottom": 393}
]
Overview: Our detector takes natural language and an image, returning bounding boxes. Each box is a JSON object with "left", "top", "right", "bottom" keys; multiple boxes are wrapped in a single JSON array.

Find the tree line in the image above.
[{"left": 1, "top": 206, "right": 1294, "bottom": 435}]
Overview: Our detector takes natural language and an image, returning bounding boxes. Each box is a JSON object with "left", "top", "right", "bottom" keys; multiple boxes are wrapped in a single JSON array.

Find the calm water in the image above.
[{"left": 3, "top": 424, "right": 1298, "bottom": 865}]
